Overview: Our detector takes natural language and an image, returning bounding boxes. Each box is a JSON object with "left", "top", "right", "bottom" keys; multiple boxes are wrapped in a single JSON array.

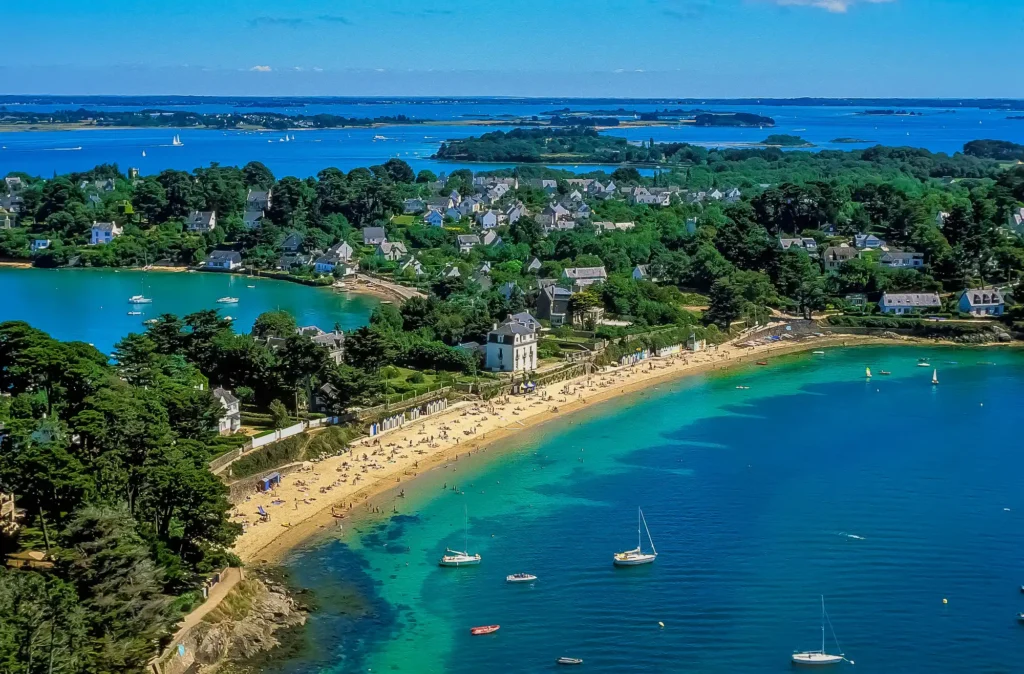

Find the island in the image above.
[
  {"left": 694, "top": 112, "right": 775, "bottom": 127},
  {"left": 831, "top": 137, "right": 875, "bottom": 144},
  {"left": 761, "top": 134, "right": 814, "bottom": 147},
  {"left": 855, "top": 109, "right": 924, "bottom": 116}
]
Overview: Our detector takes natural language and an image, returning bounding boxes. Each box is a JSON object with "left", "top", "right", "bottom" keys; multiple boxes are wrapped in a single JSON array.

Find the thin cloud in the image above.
[
  {"left": 767, "top": 0, "right": 896, "bottom": 12},
  {"left": 249, "top": 65, "right": 272, "bottom": 72},
  {"left": 316, "top": 14, "right": 352, "bottom": 24}
]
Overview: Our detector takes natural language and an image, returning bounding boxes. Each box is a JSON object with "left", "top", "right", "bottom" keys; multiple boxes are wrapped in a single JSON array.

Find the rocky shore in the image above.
[{"left": 157, "top": 570, "right": 308, "bottom": 674}]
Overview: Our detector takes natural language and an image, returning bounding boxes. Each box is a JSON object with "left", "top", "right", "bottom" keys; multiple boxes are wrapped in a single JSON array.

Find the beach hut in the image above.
[{"left": 259, "top": 472, "right": 281, "bottom": 492}]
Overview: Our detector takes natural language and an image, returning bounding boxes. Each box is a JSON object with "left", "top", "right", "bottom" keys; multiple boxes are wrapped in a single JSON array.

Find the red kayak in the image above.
[{"left": 470, "top": 625, "right": 500, "bottom": 635}]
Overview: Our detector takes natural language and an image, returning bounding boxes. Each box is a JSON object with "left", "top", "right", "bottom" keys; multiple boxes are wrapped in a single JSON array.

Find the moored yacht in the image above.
[
  {"left": 128, "top": 294, "right": 152, "bottom": 304},
  {"left": 439, "top": 505, "right": 480, "bottom": 567},
  {"left": 438, "top": 549, "right": 481, "bottom": 567},
  {"left": 792, "top": 596, "right": 851, "bottom": 666},
  {"left": 613, "top": 508, "right": 657, "bottom": 566}
]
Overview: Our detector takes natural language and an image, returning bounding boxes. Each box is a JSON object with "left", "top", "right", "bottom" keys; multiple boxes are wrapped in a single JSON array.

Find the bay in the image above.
[
  {"left": 279, "top": 345, "right": 1024, "bottom": 674},
  {"left": 0, "top": 266, "right": 376, "bottom": 354},
  {"left": 2, "top": 103, "right": 1023, "bottom": 179}
]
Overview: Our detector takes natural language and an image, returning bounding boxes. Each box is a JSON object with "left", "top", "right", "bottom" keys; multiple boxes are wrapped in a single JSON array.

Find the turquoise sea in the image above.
[
  {"left": 0, "top": 267, "right": 376, "bottom": 353},
  {"left": 277, "top": 345, "right": 1024, "bottom": 673}
]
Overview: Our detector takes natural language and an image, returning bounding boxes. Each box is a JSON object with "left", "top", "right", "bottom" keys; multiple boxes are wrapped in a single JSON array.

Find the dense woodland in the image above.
[{"left": 4, "top": 133, "right": 1024, "bottom": 672}]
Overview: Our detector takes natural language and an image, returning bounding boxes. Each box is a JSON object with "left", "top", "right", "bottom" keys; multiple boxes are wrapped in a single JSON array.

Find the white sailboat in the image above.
[
  {"left": 171, "top": 134, "right": 183, "bottom": 147},
  {"left": 439, "top": 506, "right": 481, "bottom": 567},
  {"left": 141, "top": 150, "right": 146, "bottom": 157},
  {"left": 865, "top": 367, "right": 872, "bottom": 379},
  {"left": 613, "top": 508, "right": 657, "bottom": 566},
  {"left": 792, "top": 596, "right": 851, "bottom": 666},
  {"left": 932, "top": 369, "right": 939, "bottom": 385}
]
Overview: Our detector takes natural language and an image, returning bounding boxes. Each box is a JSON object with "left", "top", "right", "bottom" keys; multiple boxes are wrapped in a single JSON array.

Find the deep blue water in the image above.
[
  {"left": 279, "top": 346, "right": 1024, "bottom": 673},
  {"left": 3, "top": 103, "right": 1023, "bottom": 178}
]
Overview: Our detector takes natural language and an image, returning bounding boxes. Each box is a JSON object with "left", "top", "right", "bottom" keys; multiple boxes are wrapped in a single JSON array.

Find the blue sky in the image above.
[{"left": 2, "top": 0, "right": 1022, "bottom": 96}]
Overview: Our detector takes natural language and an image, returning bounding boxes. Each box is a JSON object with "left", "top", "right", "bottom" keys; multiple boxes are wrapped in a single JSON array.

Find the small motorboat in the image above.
[
  {"left": 812, "top": 351, "right": 825, "bottom": 355},
  {"left": 127, "top": 311, "right": 142, "bottom": 316},
  {"left": 1018, "top": 613, "right": 1024, "bottom": 624},
  {"left": 506, "top": 573, "right": 537, "bottom": 583},
  {"left": 756, "top": 361, "right": 768, "bottom": 366},
  {"left": 917, "top": 359, "right": 931, "bottom": 367},
  {"left": 879, "top": 370, "right": 891, "bottom": 375},
  {"left": 128, "top": 294, "right": 152, "bottom": 304},
  {"left": 735, "top": 386, "right": 750, "bottom": 390},
  {"left": 1019, "top": 585, "right": 1024, "bottom": 594},
  {"left": 216, "top": 297, "right": 239, "bottom": 304},
  {"left": 470, "top": 625, "right": 499, "bottom": 635},
  {"left": 557, "top": 657, "right": 584, "bottom": 665}
]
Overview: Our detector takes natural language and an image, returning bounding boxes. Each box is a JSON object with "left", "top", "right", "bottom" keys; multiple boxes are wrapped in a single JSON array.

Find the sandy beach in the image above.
[{"left": 232, "top": 331, "right": 891, "bottom": 564}]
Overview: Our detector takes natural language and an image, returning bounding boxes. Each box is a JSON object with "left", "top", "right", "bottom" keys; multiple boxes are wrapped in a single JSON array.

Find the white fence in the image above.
[
  {"left": 250, "top": 416, "right": 340, "bottom": 449},
  {"left": 210, "top": 416, "right": 341, "bottom": 474}
]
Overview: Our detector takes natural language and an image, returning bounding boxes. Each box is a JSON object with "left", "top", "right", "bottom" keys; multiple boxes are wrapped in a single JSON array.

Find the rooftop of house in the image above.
[
  {"left": 207, "top": 250, "right": 242, "bottom": 262},
  {"left": 212, "top": 387, "right": 239, "bottom": 405},
  {"left": 880, "top": 292, "right": 941, "bottom": 306},
  {"left": 362, "top": 226, "right": 386, "bottom": 240},
  {"left": 563, "top": 266, "right": 608, "bottom": 279},
  {"left": 961, "top": 288, "right": 1004, "bottom": 305}
]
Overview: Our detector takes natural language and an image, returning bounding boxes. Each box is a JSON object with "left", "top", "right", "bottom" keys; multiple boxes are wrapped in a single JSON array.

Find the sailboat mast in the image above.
[
  {"left": 820, "top": 595, "right": 825, "bottom": 653},
  {"left": 637, "top": 508, "right": 642, "bottom": 550}
]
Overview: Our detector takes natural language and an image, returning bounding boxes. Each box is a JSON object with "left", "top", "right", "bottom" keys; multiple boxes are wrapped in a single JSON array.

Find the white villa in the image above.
[
  {"left": 485, "top": 319, "right": 538, "bottom": 373},
  {"left": 213, "top": 387, "right": 241, "bottom": 435}
]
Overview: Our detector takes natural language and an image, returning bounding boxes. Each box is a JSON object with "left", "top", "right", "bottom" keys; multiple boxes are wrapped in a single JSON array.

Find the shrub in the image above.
[
  {"left": 406, "top": 371, "right": 426, "bottom": 384},
  {"left": 269, "top": 399, "right": 289, "bottom": 428}
]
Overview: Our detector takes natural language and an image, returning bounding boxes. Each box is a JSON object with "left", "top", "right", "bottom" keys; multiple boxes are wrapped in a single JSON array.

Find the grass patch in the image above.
[{"left": 203, "top": 580, "right": 261, "bottom": 624}]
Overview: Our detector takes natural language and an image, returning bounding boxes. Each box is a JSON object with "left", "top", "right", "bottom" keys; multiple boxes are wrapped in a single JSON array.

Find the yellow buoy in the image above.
[{"left": 942, "top": 598, "right": 948, "bottom": 604}]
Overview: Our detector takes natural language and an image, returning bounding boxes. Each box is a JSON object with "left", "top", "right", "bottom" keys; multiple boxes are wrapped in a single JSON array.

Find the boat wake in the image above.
[
  {"left": 43, "top": 146, "right": 83, "bottom": 151},
  {"left": 837, "top": 531, "right": 866, "bottom": 540}
]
